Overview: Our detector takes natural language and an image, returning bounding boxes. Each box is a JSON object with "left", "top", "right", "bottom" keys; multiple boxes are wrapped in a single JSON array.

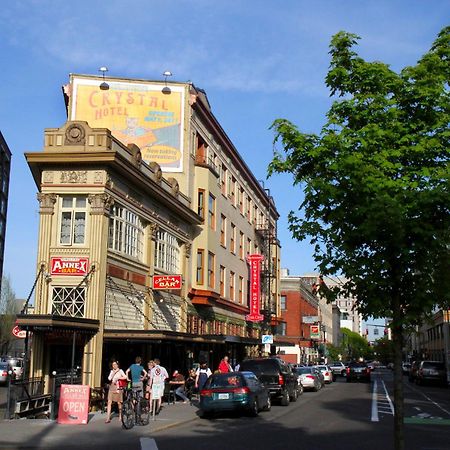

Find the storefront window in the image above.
[{"left": 51, "top": 287, "right": 85, "bottom": 317}]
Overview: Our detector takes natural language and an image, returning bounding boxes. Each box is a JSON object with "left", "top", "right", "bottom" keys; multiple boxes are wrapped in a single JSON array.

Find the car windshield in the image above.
[
  {"left": 349, "top": 363, "right": 366, "bottom": 367},
  {"left": 207, "top": 374, "right": 243, "bottom": 388},
  {"left": 240, "top": 360, "right": 279, "bottom": 374},
  {"left": 295, "top": 367, "right": 313, "bottom": 375},
  {"left": 0, "top": 363, "right": 9, "bottom": 369}
]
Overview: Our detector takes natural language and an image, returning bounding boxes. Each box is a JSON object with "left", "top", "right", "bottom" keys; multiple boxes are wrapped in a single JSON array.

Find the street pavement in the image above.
[
  {"left": 1, "top": 371, "right": 450, "bottom": 450},
  {"left": 0, "top": 399, "right": 198, "bottom": 450}
]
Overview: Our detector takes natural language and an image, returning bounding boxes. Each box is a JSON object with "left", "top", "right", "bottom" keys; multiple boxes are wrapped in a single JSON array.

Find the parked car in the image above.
[
  {"left": 402, "top": 362, "right": 412, "bottom": 375},
  {"left": 414, "top": 361, "right": 447, "bottom": 386},
  {"left": 408, "top": 360, "right": 421, "bottom": 383},
  {"left": 346, "top": 362, "right": 371, "bottom": 383},
  {"left": 294, "top": 366, "right": 322, "bottom": 391},
  {"left": 5, "top": 357, "right": 24, "bottom": 380},
  {"left": 0, "top": 362, "right": 14, "bottom": 385},
  {"left": 313, "top": 365, "right": 333, "bottom": 383},
  {"left": 240, "top": 357, "right": 300, "bottom": 405},
  {"left": 199, "top": 371, "right": 271, "bottom": 418},
  {"left": 329, "top": 361, "right": 347, "bottom": 379}
]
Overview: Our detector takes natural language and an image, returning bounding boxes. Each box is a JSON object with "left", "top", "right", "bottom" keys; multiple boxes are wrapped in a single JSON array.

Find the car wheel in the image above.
[
  {"left": 346, "top": 377, "right": 351, "bottom": 383},
  {"left": 341, "top": 370, "right": 346, "bottom": 377},
  {"left": 298, "top": 384, "right": 303, "bottom": 396},
  {"left": 280, "top": 389, "right": 290, "bottom": 406},
  {"left": 199, "top": 410, "right": 212, "bottom": 420},
  {"left": 290, "top": 386, "right": 298, "bottom": 402},
  {"left": 249, "top": 398, "right": 259, "bottom": 416},
  {"left": 263, "top": 395, "right": 271, "bottom": 411}
]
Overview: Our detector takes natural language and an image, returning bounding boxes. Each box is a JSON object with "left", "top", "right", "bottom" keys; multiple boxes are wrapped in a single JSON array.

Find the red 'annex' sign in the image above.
[
  {"left": 51, "top": 257, "right": 89, "bottom": 276},
  {"left": 246, "top": 254, "right": 264, "bottom": 322},
  {"left": 152, "top": 275, "right": 182, "bottom": 289},
  {"left": 57, "top": 384, "right": 90, "bottom": 424}
]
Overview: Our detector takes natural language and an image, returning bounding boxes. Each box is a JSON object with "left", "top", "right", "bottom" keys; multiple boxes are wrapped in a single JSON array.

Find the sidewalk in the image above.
[{"left": 0, "top": 400, "right": 199, "bottom": 449}]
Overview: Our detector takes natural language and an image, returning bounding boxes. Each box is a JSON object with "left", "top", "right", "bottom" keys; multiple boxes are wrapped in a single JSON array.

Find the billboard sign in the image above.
[
  {"left": 152, "top": 275, "right": 182, "bottom": 290},
  {"left": 57, "top": 384, "right": 90, "bottom": 424},
  {"left": 51, "top": 257, "right": 89, "bottom": 276},
  {"left": 246, "top": 254, "right": 264, "bottom": 322},
  {"left": 310, "top": 325, "right": 321, "bottom": 340},
  {"left": 69, "top": 76, "right": 185, "bottom": 172}
]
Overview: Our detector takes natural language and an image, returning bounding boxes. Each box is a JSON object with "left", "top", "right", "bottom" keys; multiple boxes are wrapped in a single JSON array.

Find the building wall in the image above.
[
  {"left": 23, "top": 76, "right": 283, "bottom": 387},
  {"left": 0, "top": 131, "right": 11, "bottom": 293},
  {"left": 277, "top": 272, "right": 320, "bottom": 364}
]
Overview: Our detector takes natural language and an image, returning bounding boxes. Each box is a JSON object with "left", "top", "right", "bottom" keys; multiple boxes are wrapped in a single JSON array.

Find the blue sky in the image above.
[{"left": 0, "top": 0, "right": 448, "bottom": 300}]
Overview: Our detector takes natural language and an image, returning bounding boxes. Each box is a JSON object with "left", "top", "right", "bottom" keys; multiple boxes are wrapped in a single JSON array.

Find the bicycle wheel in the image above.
[
  {"left": 138, "top": 398, "right": 150, "bottom": 426},
  {"left": 121, "top": 399, "right": 135, "bottom": 429}
]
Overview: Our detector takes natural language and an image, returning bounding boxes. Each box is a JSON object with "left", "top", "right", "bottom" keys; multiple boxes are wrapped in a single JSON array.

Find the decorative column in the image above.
[
  {"left": 180, "top": 242, "right": 191, "bottom": 332},
  {"left": 146, "top": 223, "right": 159, "bottom": 330},
  {"left": 83, "top": 193, "right": 112, "bottom": 387},
  {"left": 35, "top": 193, "right": 57, "bottom": 314}
]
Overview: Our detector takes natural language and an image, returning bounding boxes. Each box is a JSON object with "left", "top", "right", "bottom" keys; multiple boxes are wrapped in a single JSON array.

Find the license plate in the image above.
[{"left": 218, "top": 393, "right": 229, "bottom": 400}]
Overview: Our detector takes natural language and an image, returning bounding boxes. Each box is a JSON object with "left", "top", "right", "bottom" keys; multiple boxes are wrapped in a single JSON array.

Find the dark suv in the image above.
[
  {"left": 240, "top": 357, "right": 299, "bottom": 406},
  {"left": 346, "top": 361, "right": 371, "bottom": 383}
]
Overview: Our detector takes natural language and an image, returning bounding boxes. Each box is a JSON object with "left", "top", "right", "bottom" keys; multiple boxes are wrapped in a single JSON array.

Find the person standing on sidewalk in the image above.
[
  {"left": 149, "top": 358, "right": 168, "bottom": 414},
  {"left": 126, "top": 356, "right": 147, "bottom": 394},
  {"left": 105, "top": 361, "right": 127, "bottom": 424},
  {"left": 195, "top": 362, "right": 212, "bottom": 392},
  {"left": 218, "top": 356, "right": 233, "bottom": 373}
]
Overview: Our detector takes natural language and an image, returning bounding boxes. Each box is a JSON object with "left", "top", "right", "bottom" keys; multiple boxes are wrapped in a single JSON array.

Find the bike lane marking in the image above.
[
  {"left": 403, "top": 380, "right": 450, "bottom": 425},
  {"left": 140, "top": 437, "right": 159, "bottom": 450},
  {"left": 371, "top": 379, "right": 379, "bottom": 422}
]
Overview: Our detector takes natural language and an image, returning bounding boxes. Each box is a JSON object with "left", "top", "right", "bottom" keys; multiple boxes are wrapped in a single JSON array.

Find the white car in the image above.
[
  {"left": 293, "top": 366, "right": 322, "bottom": 391},
  {"left": 313, "top": 365, "right": 333, "bottom": 383}
]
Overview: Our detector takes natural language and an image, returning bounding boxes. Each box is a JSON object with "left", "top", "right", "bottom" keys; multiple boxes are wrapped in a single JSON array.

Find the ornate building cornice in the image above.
[
  {"left": 37, "top": 193, "right": 57, "bottom": 215},
  {"left": 88, "top": 193, "right": 113, "bottom": 216}
]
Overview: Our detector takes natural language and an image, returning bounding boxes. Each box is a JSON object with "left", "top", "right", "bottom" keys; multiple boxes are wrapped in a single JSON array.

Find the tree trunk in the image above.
[{"left": 392, "top": 295, "right": 404, "bottom": 450}]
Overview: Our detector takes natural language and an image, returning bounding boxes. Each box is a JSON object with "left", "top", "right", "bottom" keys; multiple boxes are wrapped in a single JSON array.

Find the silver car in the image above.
[
  {"left": 294, "top": 367, "right": 322, "bottom": 391},
  {"left": 313, "top": 365, "right": 333, "bottom": 384}
]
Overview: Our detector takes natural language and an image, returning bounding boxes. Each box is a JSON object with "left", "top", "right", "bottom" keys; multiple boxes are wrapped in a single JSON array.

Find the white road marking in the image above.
[
  {"left": 406, "top": 384, "right": 450, "bottom": 417},
  {"left": 380, "top": 380, "right": 394, "bottom": 416},
  {"left": 371, "top": 379, "right": 379, "bottom": 422},
  {"left": 140, "top": 437, "right": 159, "bottom": 450}
]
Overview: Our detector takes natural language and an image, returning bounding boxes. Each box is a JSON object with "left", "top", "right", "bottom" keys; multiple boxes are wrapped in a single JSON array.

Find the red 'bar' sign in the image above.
[
  {"left": 51, "top": 257, "right": 89, "bottom": 276},
  {"left": 246, "top": 254, "right": 264, "bottom": 322},
  {"left": 152, "top": 275, "right": 182, "bottom": 290}
]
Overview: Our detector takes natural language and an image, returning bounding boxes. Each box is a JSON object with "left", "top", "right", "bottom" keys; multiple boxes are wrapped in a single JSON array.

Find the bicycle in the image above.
[{"left": 121, "top": 386, "right": 150, "bottom": 429}]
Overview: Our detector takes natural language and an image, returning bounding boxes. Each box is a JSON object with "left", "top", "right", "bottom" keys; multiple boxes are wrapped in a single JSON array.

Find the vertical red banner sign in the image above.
[
  {"left": 246, "top": 254, "right": 264, "bottom": 322},
  {"left": 57, "top": 384, "right": 90, "bottom": 424}
]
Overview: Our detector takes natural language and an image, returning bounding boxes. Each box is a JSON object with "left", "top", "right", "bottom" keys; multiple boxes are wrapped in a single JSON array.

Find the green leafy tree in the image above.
[
  {"left": 269, "top": 27, "right": 449, "bottom": 450},
  {"left": 373, "top": 337, "right": 394, "bottom": 366},
  {"left": 0, "top": 276, "right": 17, "bottom": 355},
  {"left": 340, "top": 327, "right": 372, "bottom": 361}
]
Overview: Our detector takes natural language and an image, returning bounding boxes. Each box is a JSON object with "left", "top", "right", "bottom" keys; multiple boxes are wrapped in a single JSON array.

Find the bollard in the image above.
[
  {"left": 4, "top": 370, "right": 12, "bottom": 419},
  {"left": 50, "top": 371, "right": 57, "bottom": 421}
]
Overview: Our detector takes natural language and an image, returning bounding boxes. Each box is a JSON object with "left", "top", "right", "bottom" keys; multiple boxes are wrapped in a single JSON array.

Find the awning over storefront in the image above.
[
  {"left": 103, "top": 329, "right": 227, "bottom": 344},
  {"left": 16, "top": 314, "right": 100, "bottom": 334}
]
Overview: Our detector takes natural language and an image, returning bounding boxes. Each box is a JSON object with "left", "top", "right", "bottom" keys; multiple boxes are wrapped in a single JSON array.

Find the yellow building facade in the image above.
[{"left": 18, "top": 75, "right": 281, "bottom": 391}]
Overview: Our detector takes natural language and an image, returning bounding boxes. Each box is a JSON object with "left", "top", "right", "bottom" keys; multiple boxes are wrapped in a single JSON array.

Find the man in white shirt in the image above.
[{"left": 148, "top": 358, "right": 168, "bottom": 413}]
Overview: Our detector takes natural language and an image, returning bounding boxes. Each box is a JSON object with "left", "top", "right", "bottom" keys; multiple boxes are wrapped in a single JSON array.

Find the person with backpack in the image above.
[{"left": 195, "top": 361, "right": 212, "bottom": 392}]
